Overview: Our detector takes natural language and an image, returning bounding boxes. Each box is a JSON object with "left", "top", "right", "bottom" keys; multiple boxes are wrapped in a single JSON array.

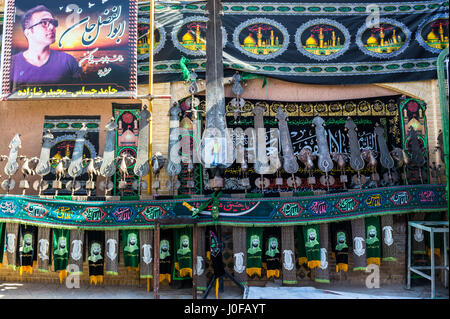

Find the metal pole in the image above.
[
  {"left": 444, "top": 228, "right": 448, "bottom": 288},
  {"left": 431, "top": 229, "right": 435, "bottom": 299},
  {"left": 153, "top": 221, "right": 160, "bottom": 299},
  {"left": 147, "top": 0, "right": 155, "bottom": 196},
  {"left": 407, "top": 223, "right": 411, "bottom": 289},
  {"left": 193, "top": 223, "right": 198, "bottom": 299}
]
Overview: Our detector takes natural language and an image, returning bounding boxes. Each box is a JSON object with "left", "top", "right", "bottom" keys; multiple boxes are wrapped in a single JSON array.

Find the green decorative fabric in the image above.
[
  {"left": 122, "top": 229, "right": 140, "bottom": 268},
  {"left": 160, "top": 229, "right": 173, "bottom": 282},
  {"left": 331, "top": 221, "right": 350, "bottom": 272},
  {"left": 246, "top": 227, "right": 263, "bottom": 277},
  {"left": 18, "top": 225, "right": 37, "bottom": 269},
  {"left": 52, "top": 228, "right": 69, "bottom": 272},
  {"left": 87, "top": 231, "right": 104, "bottom": 282},
  {"left": 173, "top": 227, "right": 193, "bottom": 279},
  {"left": 365, "top": 216, "right": 382, "bottom": 266},
  {"left": 263, "top": 228, "right": 281, "bottom": 279},
  {"left": 0, "top": 223, "right": 5, "bottom": 264},
  {"left": 0, "top": 184, "right": 446, "bottom": 228},
  {"left": 303, "top": 224, "right": 321, "bottom": 269},
  {"left": 296, "top": 226, "right": 307, "bottom": 265}
]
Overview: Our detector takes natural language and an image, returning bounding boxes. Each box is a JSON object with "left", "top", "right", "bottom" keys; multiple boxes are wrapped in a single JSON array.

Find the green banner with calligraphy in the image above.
[{"left": 0, "top": 184, "right": 446, "bottom": 229}]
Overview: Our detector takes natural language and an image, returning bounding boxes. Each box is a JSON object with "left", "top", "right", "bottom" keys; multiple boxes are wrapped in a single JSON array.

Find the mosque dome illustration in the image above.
[
  {"left": 305, "top": 34, "right": 318, "bottom": 47},
  {"left": 366, "top": 34, "right": 378, "bottom": 46},
  {"left": 179, "top": 23, "right": 206, "bottom": 51},
  {"left": 243, "top": 33, "right": 257, "bottom": 47},
  {"left": 302, "top": 26, "right": 344, "bottom": 56},
  {"left": 240, "top": 25, "right": 282, "bottom": 55},
  {"left": 363, "top": 25, "right": 404, "bottom": 54},
  {"left": 424, "top": 22, "right": 449, "bottom": 50}
]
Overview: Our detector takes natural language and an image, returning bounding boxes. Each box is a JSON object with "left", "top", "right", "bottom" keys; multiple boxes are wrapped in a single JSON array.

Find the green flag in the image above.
[
  {"left": 52, "top": 228, "right": 69, "bottom": 283},
  {"left": 0, "top": 223, "right": 5, "bottom": 266},
  {"left": 365, "top": 216, "right": 381, "bottom": 266},
  {"left": 303, "top": 224, "right": 321, "bottom": 269},
  {"left": 295, "top": 226, "right": 307, "bottom": 266},
  {"left": 18, "top": 225, "right": 38, "bottom": 275},
  {"left": 173, "top": 227, "right": 193, "bottom": 279},
  {"left": 160, "top": 229, "right": 173, "bottom": 283},
  {"left": 331, "top": 221, "right": 350, "bottom": 272},
  {"left": 246, "top": 227, "right": 263, "bottom": 277},
  {"left": 122, "top": 229, "right": 140, "bottom": 269},
  {"left": 88, "top": 231, "right": 104, "bottom": 285}
]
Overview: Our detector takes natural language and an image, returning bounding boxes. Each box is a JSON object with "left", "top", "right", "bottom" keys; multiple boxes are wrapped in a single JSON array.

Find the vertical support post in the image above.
[
  {"left": 193, "top": 222, "right": 198, "bottom": 299},
  {"left": 407, "top": 223, "right": 411, "bottom": 289},
  {"left": 444, "top": 228, "right": 448, "bottom": 288},
  {"left": 147, "top": 0, "right": 155, "bottom": 195},
  {"left": 153, "top": 221, "right": 160, "bottom": 299},
  {"left": 430, "top": 229, "right": 435, "bottom": 299}
]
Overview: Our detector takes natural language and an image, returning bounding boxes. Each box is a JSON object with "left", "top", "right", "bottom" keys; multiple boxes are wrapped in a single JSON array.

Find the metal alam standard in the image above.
[{"left": 150, "top": 0, "right": 449, "bottom": 85}]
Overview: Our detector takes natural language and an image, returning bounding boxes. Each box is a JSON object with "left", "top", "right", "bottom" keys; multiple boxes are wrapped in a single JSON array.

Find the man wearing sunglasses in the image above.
[{"left": 10, "top": 5, "right": 82, "bottom": 89}]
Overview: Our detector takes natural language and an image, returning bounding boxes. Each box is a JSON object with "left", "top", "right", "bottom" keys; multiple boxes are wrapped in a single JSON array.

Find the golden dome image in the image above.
[
  {"left": 244, "top": 33, "right": 257, "bottom": 46},
  {"left": 305, "top": 34, "right": 318, "bottom": 47},
  {"left": 182, "top": 31, "right": 195, "bottom": 43},
  {"left": 367, "top": 34, "right": 378, "bottom": 46},
  {"left": 427, "top": 31, "right": 439, "bottom": 41}
]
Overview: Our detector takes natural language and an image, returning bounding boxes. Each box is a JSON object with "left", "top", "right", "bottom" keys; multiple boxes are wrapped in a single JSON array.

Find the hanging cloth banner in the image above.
[
  {"left": 263, "top": 228, "right": 281, "bottom": 279},
  {"left": 303, "top": 224, "right": 321, "bottom": 269},
  {"left": 381, "top": 215, "right": 397, "bottom": 262},
  {"left": 173, "top": 227, "right": 193, "bottom": 279},
  {"left": 18, "top": 224, "right": 38, "bottom": 275},
  {"left": 425, "top": 212, "right": 443, "bottom": 257},
  {"left": 196, "top": 227, "right": 207, "bottom": 290},
  {"left": 0, "top": 0, "right": 138, "bottom": 100},
  {"left": 87, "top": 230, "right": 105, "bottom": 285},
  {"left": 151, "top": 0, "right": 448, "bottom": 85},
  {"left": 315, "top": 223, "right": 330, "bottom": 284},
  {"left": 295, "top": 226, "right": 307, "bottom": 266},
  {"left": 6, "top": 223, "right": 19, "bottom": 270},
  {"left": 331, "top": 221, "right": 350, "bottom": 272},
  {"left": 209, "top": 230, "right": 225, "bottom": 278},
  {"left": 0, "top": 184, "right": 446, "bottom": 228},
  {"left": 160, "top": 229, "right": 173, "bottom": 283},
  {"left": 139, "top": 229, "right": 153, "bottom": 279},
  {"left": 232, "top": 226, "right": 248, "bottom": 285},
  {"left": 281, "top": 226, "right": 297, "bottom": 285},
  {"left": 351, "top": 219, "right": 367, "bottom": 271},
  {"left": 246, "top": 227, "right": 263, "bottom": 277},
  {"left": 122, "top": 229, "right": 140, "bottom": 270},
  {"left": 365, "top": 216, "right": 382, "bottom": 266},
  {"left": 68, "top": 229, "right": 84, "bottom": 275},
  {"left": 37, "top": 227, "right": 51, "bottom": 272},
  {"left": 411, "top": 212, "right": 427, "bottom": 258},
  {"left": 105, "top": 230, "right": 119, "bottom": 275},
  {"left": 0, "top": 223, "right": 6, "bottom": 267},
  {"left": 52, "top": 228, "right": 70, "bottom": 283}
]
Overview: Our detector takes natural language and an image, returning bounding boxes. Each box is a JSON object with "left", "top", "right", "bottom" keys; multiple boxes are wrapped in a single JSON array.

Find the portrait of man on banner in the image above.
[{"left": 1, "top": 0, "right": 136, "bottom": 99}]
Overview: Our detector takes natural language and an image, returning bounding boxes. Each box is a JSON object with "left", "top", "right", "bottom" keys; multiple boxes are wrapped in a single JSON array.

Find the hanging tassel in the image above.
[
  {"left": 179, "top": 268, "right": 193, "bottom": 278},
  {"left": 367, "top": 257, "right": 381, "bottom": 266},
  {"left": 426, "top": 247, "right": 441, "bottom": 257},
  {"left": 246, "top": 267, "right": 261, "bottom": 277},
  {"left": 297, "top": 257, "right": 307, "bottom": 266},
  {"left": 147, "top": 278, "right": 151, "bottom": 292},
  {"left": 59, "top": 270, "right": 68, "bottom": 284},
  {"left": 336, "top": 263, "right": 348, "bottom": 272},
  {"left": 307, "top": 260, "right": 321, "bottom": 269},
  {"left": 160, "top": 273, "right": 171, "bottom": 283},
  {"left": 266, "top": 269, "right": 280, "bottom": 279},
  {"left": 90, "top": 275, "right": 97, "bottom": 285}
]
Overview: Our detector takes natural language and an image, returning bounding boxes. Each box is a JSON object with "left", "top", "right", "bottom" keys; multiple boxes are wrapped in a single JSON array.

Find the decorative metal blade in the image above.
[
  {"left": 67, "top": 124, "right": 87, "bottom": 178},
  {"left": 253, "top": 104, "right": 276, "bottom": 175},
  {"left": 35, "top": 130, "right": 54, "bottom": 177},
  {"left": 374, "top": 123, "right": 394, "bottom": 170},
  {"left": 312, "top": 116, "right": 334, "bottom": 174},
  {"left": 276, "top": 107, "right": 297, "bottom": 174},
  {"left": 345, "top": 118, "right": 365, "bottom": 172},
  {"left": 198, "top": 0, "right": 234, "bottom": 169},
  {"left": 99, "top": 118, "right": 118, "bottom": 178},
  {"left": 166, "top": 102, "right": 182, "bottom": 177},
  {"left": 4, "top": 133, "right": 21, "bottom": 177},
  {"left": 133, "top": 106, "right": 151, "bottom": 178}
]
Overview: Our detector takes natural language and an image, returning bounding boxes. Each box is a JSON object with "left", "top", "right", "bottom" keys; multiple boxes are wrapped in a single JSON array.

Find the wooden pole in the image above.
[
  {"left": 147, "top": 0, "right": 155, "bottom": 195},
  {"left": 153, "top": 221, "right": 160, "bottom": 299},
  {"left": 192, "top": 222, "right": 198, "bottom": 299}
]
